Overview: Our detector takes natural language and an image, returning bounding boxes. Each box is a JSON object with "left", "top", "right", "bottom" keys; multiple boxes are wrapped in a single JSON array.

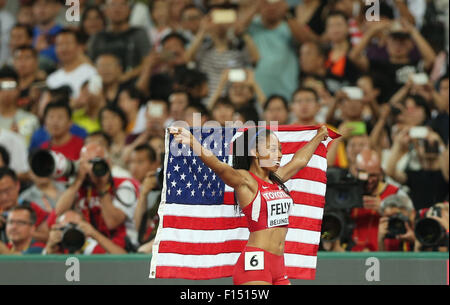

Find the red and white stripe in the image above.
[{"left": 149, "top": 126, "right": 339, "bottom": 280}]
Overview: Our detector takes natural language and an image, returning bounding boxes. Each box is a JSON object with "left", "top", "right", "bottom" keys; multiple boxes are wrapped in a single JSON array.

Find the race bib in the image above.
[
  {"left": 245, "top": 251, "right": 264, "bottom": 271},
  {"left": 262, "top": 189, "right": 292, "bottom": 228}
]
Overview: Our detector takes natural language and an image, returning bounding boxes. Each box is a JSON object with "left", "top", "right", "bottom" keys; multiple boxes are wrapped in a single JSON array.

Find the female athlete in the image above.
[{"left": 170, "top": 125, "right": 328, "bottom": 285}]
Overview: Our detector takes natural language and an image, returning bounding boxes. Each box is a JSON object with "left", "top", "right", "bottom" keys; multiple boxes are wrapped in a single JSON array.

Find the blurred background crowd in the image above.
[{"left": 0, "top": 0, "right": 448, "bottom": 256}]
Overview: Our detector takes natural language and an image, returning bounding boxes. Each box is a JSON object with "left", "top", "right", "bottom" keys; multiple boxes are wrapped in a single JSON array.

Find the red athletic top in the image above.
[{"left": 242, "top": 172, "right": 293, "bottom": 232}]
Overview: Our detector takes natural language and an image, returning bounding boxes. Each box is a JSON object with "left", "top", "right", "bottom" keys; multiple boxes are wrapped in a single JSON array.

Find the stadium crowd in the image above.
[{"left": 0, "top": 0, "right": 448, "bottom": 256}]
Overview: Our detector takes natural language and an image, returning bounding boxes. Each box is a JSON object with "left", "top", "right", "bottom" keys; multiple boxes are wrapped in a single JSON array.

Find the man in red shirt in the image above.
[
  {"left": 349, "top": 148, "right": 410, "bottom": 251},
  {"left": 0, "top": 167, "right": 49, "bottom": 244},
  {"left": 40, "top": 100, "right": 84, "bottom": 161},
  {"left": 55, "top": 143, "right": 139, "bottom": 251}
]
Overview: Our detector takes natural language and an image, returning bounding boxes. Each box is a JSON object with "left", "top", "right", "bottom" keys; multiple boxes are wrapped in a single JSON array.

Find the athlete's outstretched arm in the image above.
[
  {"left": 276, "top": 126, "right": 328, "bottom": 183},
  {"left": 170, "top": 128, "right": 247, "bottom": 189}
]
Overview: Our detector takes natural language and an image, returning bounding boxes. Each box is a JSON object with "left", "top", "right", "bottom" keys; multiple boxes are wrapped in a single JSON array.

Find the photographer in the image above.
[
  {"left": 378, "top": 194, "right": 416, "bottom": 251},
  {"left": 44, "top": 209, "right": 127, "bottom": 254},
  {"left": 349, "top": 148, "right": 410, "bottom": 251},
  {"left": 54, "top": 142, "right": 139, "bottom": 252}
]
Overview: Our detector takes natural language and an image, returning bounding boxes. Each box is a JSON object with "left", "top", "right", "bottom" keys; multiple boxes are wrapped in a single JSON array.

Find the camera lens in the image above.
[
  {"left": 387, "top": 215, "right": 407, "bottom": 238},
  {"left": 415, "top": 218, "right": 444, "bottom": 247},
  {"left": 61, "top": 225, "right": 86, "bottom": 254},
  {"left": 90, "top": 158, "right": 109, "bottom": 177},
  {"left": 321, "top": 212, "right": 344, "bottom": 242},
  {"left": 30, "top": 150, "right": 55, "bottom": 177}
]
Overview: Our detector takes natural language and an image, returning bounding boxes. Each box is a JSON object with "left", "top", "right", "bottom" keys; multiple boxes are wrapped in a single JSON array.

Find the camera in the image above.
[
  {"left": 320, "top": 209, "right": 354, "bottom": 243},
  {"left": 385, "top": 213, "right": 409, "bottom": 239},
  {"left": 60, "top": 223, "right": 86, "bottom": 254},
  {"left": 30, "top": 149, "right": 78, "bottom": 178},
  {"left": 325, "top": 167, "right": 364, "bottom": 210},
  {"left": 415, "top": 206, "right": 447, "bottom": 248},
  {"left": 89, "top": 158, "right": 109, "bottom": 177},
  {"left": 321, "top": 168, "right": 363, "bottom": 245},
  {"left": 30, "top": 150, "right": 110, "bottom": 179}
]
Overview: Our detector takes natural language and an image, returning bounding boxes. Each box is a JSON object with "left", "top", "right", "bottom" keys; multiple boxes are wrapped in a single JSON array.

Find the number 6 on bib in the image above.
[{"left": 244, "top": 251, "right": 264, "bottom": 271}]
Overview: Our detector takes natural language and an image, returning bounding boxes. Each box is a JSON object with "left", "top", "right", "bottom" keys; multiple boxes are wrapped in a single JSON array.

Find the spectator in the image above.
[
  {"left": 0, "top": 0, "right": 15, "bottom": 67},
  {"left": 299, "top": 41, "right": 337, "bottom": 91},
  {"left": 16, "top": 4, "right": 34, "bottom": 27},
  {"left": 18, "top": 172, "right": 66, "bottom": 213},
  {"left": 136, "top": 32, "right": 188, "bottom": 98},
  {"left": 12, "top": 46, "right": 46, "bottom": 112},
  {"left": 208, "top": 69, "right": 266, "bottom": 119},
  {"left": 99, "top": 104, "right": 129, "bottom": 168},
  {"left": 329, "top": 0, "right": 363, "bottom": 46},
  {"left": 31, "top": 0, "right": 63, "bottom": 71},
  {"left": 185, "top": 101, "right": 210, "bottom": 126},
  {"left": 0, "top": 167, "right": 49, "bottom": 244},
  {"left": 0, "top": 66, "right": 39, "bottom": 144},
  {"left": 239, "top": 0, "right": 315, "bottom": 99},
  {"left": 29, "top": 86, "right": 88, "bottom": 152},
  {"left": 385, "top": 126, "right": 448, "bottom": 210},
  {"left": 1, "top": 205, "right": 46, "bottom": 254},
  {"left": 211, "top": 97, "right": 236, "bottom": 127},
  {"left": 46, "top": 29, "right": 98, "bottom": 100},
  {"left": 348, "top": 148, "right": 410, "bottom": 251},
  {"left": 72, "top": 77, "right": 106, "bottom": 134},
  {"left": 88, "top": 0, "right": 151, "bottom": 82},
  {"left": 95, "top": 53, "right": 132, "bottom": 105},
  {"left": 324, "top": 11, "right": 362, "bottom": 85},
  {"left": 0, "top": 129, "right": 30, "bottom": 182},
  {"left": 168, "top": 90, "right": 190, "bottom": 123},
  {"left": 263, "top": 95, "right": 290, "bottom": 125},
  {"left": 175, "top": 68, "right": 209, "bottom": 104},
  {"left": 378, "top": 194, "right": 416, "bottom": 251},
  {"left": 44, "top": 209, "right": 127, "bottom": 254},
  {"left": 148, "top": 0, "right": 172, "bottom": 49},
  {"left": 185, "top": 5, "right": 259, "bottom": 98},
  {"left": 129, "top": 144, "right": 161, "bottom": 235},
  {"left": 350, "top": 19, "right": 437, "bottom": 103},
  {"left": 117, "top": 86, "right": 147, "bottom": 136},
  {"left": 7, "top": 24, "right": 34, "bottom": 66},
  {"left": 326, "top": 88, "right": 374, "bottom": 136},
  {"left": 290, "top": 87, "right": 321, "bottom": 126},
  {"left": 40, "top": 100, "right": 84, "bottom": 161},
  {"left": 180, "top": 4, "right": 205, "bottom": 42},
  {"left": 54, "top": 142, "right": 139, "bottom": 250},
  {"left": 80, "top": 5, "right": 107, "bottom": 40}
]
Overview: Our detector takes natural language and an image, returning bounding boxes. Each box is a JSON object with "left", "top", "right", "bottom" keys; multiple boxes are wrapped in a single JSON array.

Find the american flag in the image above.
[{"left": 149, "top": 126, "right": 339, "bottom": 280}]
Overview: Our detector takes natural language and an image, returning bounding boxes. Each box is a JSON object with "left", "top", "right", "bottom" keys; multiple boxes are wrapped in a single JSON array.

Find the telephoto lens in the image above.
[
  {"left": 415, "top": 206, "right": 447, "bottom": 247},
  {"left": 415, "top": 218, "right": 446, "bottom": 247},
  {"left": 30, "top": 149, "right": 77, "bottom": 178}
]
